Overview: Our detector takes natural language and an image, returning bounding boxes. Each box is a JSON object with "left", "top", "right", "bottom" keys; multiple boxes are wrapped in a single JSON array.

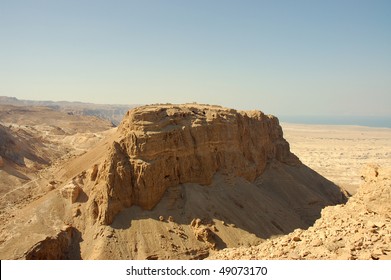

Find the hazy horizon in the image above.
[
  {"left": 1, "top": 0, "right": 390, "bottom": 117},
  {"left": 3, "top": 95, "right": 391, "bottom": 128}
]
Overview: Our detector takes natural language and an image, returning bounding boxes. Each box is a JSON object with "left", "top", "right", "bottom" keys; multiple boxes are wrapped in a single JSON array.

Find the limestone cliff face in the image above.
[{"left": 89, "top": 104, "right": 299, "bottom": 225}]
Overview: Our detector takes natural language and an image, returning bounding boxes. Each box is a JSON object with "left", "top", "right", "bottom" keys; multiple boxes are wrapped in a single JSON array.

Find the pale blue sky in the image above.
[{"left": 1, "top": 0, "right": 390, "bottom": 116}]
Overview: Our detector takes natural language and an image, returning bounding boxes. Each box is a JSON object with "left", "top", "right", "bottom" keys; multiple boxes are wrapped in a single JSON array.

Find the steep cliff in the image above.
[{"left": 89, "top": 104, "right": 300, "bottom": 225}]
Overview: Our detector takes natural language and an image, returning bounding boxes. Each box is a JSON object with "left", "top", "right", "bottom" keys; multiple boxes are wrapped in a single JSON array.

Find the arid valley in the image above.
[{"left": 0, "top": 97, "right": 390, "bottom": 260}]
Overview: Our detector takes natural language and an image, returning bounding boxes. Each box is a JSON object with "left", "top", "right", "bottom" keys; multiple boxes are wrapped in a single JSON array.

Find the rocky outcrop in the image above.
[
  {"left": 24, "top": 226, "right": 81, "bottom": 260},
  {"left": 89, "top": 104, "right": 300, "bottom": 225},
  {"left": 60, "top": 182, "right": 82, "bottom": 203},
  {"left": 191, "top": 218, "right": 217, "bottom": 249},
  {"left": 209, "top": 165, "right": 391, "bottom": 260}
]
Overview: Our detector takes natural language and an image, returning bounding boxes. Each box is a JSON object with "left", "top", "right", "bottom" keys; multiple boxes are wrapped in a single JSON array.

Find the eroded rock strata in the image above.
[{"left": 89, "top": 104, "right": 300, "bottom": 225}]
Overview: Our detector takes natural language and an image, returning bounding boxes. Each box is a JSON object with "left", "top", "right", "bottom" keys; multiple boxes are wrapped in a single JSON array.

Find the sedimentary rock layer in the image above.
[{"left": 89, "top": 104, "right": 299, "bottom": 225}]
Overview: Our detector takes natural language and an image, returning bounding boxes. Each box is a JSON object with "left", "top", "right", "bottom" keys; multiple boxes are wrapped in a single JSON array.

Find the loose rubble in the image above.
[{"left": 209, "top": 165, "right": 391, "bottom": 260}]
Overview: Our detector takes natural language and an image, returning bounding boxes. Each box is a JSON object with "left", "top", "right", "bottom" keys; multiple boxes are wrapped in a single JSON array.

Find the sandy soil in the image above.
[{"left": 282, "top": 123, "right": 391, "bottom": 194}]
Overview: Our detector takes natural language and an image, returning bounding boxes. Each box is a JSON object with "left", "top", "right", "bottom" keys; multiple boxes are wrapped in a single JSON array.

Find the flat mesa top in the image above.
[
  {"left": 126, "top": 103, "right": 271, "bottom": 119},
  {"left": 132, "top": 103, "right": 230, "bottom": 113},
  {"left": 118, "top": 104, "right": 274, "bottom": 134}
]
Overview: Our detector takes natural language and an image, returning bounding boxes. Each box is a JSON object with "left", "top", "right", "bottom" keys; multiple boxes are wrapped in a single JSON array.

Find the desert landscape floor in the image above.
[{"left": 282, "top": 123, "right": 391, "bottom": 195}]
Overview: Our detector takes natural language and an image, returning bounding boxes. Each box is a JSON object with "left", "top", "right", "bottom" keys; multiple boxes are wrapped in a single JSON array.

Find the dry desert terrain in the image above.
[
  {"left": 282, "top": 123, "right": 391, "bottom": 195},
  {"left": 0, "top": 102, "right": 390, "bottom": 260}
]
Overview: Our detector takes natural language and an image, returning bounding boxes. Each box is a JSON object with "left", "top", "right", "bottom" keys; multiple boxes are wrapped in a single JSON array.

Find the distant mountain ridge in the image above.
[{"left": 0, "top": 96, "right": 139, "bottom": 126}]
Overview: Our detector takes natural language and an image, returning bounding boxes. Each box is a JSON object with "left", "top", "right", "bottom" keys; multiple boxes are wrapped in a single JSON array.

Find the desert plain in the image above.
[{"left": 282, "top": 123, "right": 391, "bottom": 195}]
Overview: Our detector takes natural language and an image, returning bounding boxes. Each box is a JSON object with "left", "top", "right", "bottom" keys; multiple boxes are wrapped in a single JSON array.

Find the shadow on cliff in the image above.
[
  {"left": 110, "top": 161, "right": 348, "bottom": 251},
  {"left": 25, "top": 227, "right": 83, "bottom": 260}
]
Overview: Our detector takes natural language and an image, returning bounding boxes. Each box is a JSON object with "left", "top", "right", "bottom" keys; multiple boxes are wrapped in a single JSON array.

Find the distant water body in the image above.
[{"left": 280, "top": 116, "right": 391, "bottom": 128}]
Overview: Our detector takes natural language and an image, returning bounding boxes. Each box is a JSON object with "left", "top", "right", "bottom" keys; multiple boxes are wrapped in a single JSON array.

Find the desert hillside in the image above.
[
  {"left": 0, "top": 105, "right": 115, "bottom": 241},
  {"left": 209, "top": 164, "right": 391, "bottom": 260},
  {"left": 0, "top": 104, "right": 347, "bottom": 260}
]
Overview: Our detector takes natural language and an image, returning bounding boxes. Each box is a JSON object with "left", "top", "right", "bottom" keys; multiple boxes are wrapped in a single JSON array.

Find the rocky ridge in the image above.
[
  {"left": 0, "top": 96, "right": 137, "bottom": 125},
  {"left": 209, "top": 164, "right": 391, "bottom": 260}
]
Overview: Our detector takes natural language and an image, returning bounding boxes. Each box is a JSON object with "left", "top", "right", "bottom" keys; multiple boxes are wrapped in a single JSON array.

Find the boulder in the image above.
[{"left": 60, "top": 183, "right": 82, "bottom": 203}]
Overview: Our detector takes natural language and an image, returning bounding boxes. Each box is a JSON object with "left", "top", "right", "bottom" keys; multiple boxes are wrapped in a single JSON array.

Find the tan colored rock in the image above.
[
  {"left": 60, "top": 182, "right": 81, "bottom": 203},
  {"left": 73, "top": 208, "right": 81, "bottom": 217},
  {"left": 289, "top": 252, "right": 300, "bottom": 259},
  {"left": 90, "top": 164, "right": 99, "bottom": 181},
  {"left": 360, "top": 164, "right": 379, "bottom": 182},
  {"left": 89, "top": 104, "right": 301, "bottom": 225},
  {"left": 190, "top": 218, "right": 216, "bottom": 249},
  {"left": 0, "top": 155, "right": 4, "bottom": 168},
  {"left": 311, "top": 239, "right": 323, "bottom": 247},
  {"left": 191, "top": 218, "right": 202, "bottom": 228},
  {"left": 293, "top": 236, "right": 301, "bottom": 242}
]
